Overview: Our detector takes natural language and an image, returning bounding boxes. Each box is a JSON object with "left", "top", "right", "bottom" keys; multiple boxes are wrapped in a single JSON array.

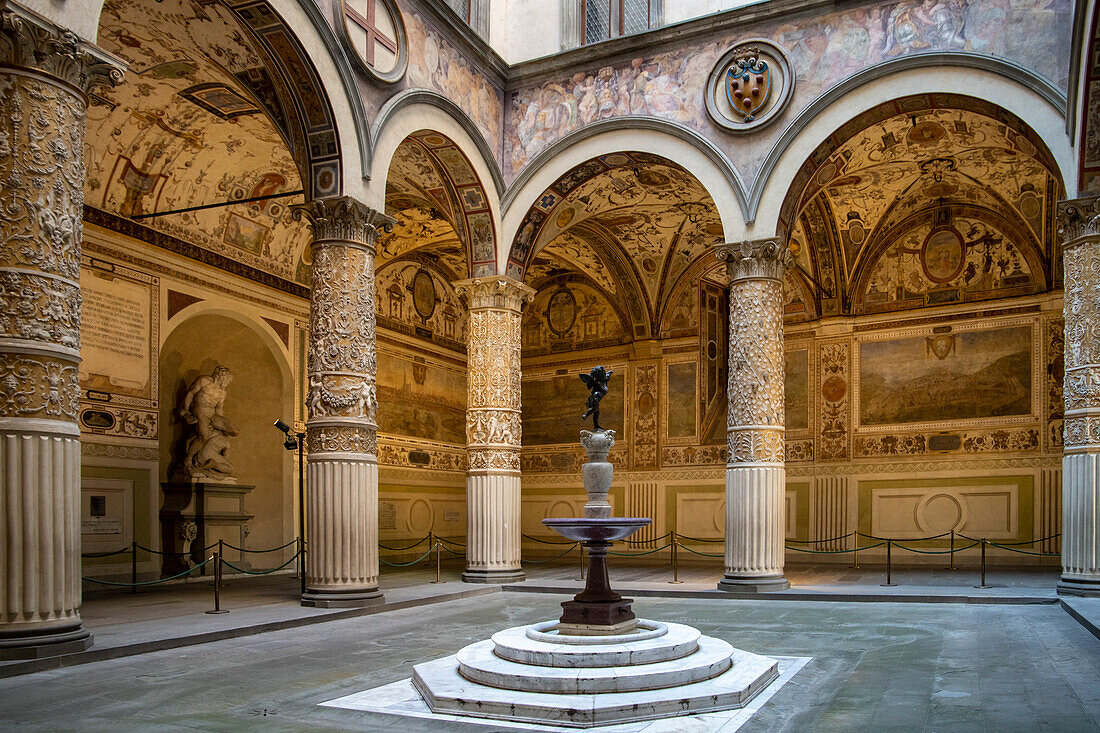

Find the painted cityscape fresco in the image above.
[
  {"left": 859, "top": 326, "right": 1032, "bottom": 425},
  {"left": 522, "top": 373, "right": 625, "bottom": 444},
  {"left": 377, "top": 352, "right": 466, "bottom": 444}
]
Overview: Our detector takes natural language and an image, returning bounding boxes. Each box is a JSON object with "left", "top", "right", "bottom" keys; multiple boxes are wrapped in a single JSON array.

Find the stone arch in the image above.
[
  {"left": 371, "top": 96, "right": 503, "bottom": 277},
  {"left": 501, "top": 118, "right": 747, "bottom": 275},
  {"left": 754, "top": 60, "right": 1070, "bottom": 238},
  {"left": 81, "top": 0, "right": 371, "bottom": 198}
]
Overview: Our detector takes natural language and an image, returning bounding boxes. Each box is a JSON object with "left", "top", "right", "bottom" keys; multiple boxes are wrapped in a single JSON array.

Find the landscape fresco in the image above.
[
  {"left": 785, "top": 350, "right": 809, "bottom": 431},
  {"left": 522, "top": 373, "right": 625, "bottom": 445},
  {"left": 377, "top": 352, "right": 466, "bottom": 444},
  {"left": 859, "top": 326, "right": 1032, "bottom": 426}
]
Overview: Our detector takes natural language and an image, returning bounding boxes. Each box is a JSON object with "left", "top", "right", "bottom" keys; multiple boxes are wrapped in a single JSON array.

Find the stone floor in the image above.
[{"left": 1, "top": 588, "right": 1098, "bottom": 732}]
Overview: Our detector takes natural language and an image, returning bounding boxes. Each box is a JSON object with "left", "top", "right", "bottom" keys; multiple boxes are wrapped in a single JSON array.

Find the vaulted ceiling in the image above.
[{"left": 781, "top": 95, "right": 1061, "bottom": 319}]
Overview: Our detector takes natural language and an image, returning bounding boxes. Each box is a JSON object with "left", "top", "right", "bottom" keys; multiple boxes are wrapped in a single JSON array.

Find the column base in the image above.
[
  {"left": 718, "top": 574, "right": 790, "bottom": 593},
  {"left": 462, "top": 568, "right": 526, "bottom": 584},
  {"left": 300, "top": 588, "right": 385, "bottom": 608},
  {"left": 1057, "top": 577, "right": 1100, "bottom": 597},
  {"left": 0, "top": 623, "right": 93, "bottom": 660}
]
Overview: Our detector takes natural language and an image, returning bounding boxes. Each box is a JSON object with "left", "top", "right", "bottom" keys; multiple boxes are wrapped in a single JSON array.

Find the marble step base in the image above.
[
  {"left": 491, "top": 621, "right": 699, "bottom": 667},
  {"left": 457, "top": 636, "right": 733, "bottom": 693},
  {"left": 413, "top": 646, "right": 779, "bottom": 728}
]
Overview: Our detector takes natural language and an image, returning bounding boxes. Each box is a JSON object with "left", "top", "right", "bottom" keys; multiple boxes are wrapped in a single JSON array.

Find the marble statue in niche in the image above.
[{"left": 176, "top": 365, "right": 238, "bottom": 481}]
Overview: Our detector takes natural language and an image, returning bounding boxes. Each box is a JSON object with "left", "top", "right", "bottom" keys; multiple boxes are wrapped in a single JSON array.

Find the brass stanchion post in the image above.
[
  {"left": 130, "top": 541, "right": 138, "bottom": 594},
  {"left": 206, "top": 547, "right": 228, "bottom": 614},
  {"left": 669, "top": 533, "right": 683, "bottom": 584},
  {"left": 881, "top": 540, "right": 897, "bottom": 586},
  {"left": 432, "top": 541, "right": 444, "bottom": 584},
  {"left": 975, "top": 539, "right": 991, "bottom": 589}
]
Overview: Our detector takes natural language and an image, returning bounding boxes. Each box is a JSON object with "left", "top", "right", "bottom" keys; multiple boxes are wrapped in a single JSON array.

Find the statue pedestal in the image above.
[{"left": 160, "top": 482, "right": 254, "bottom": 576}]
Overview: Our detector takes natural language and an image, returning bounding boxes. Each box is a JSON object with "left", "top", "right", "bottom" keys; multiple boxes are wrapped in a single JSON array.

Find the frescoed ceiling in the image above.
[
  {"left": 380, "top": 132, "right": 496, "bottom": 279},
  {"left": 512, "top": 152, "right": 725, "bottom": 339},
  {"left": 782, "top": 95, "right": 1061, "bottom": 318},
  {"left": 85, "top": 0, "right": 315, "bottom": 285}
]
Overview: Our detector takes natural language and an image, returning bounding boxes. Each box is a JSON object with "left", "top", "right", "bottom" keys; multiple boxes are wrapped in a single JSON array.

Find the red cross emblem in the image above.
[{"left": 344, "top": 0, "right": 398, "bottom": 69}]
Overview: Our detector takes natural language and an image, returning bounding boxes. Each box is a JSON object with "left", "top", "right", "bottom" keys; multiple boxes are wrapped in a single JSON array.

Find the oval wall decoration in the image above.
[
  {"left": 335, "top": 0, "right": 407, "bottom": 83},
  {"left": 921, "top": 227, "right": 966, "bottom": 284},
  {"left": 546, "top": 287, "right": 577, "bottom": 337},
  {"left": 411, "top": 269, "right": 437, "bottom": 320},
  {"left": 705, "top": 39, "right": 794, "bottom": 133}
]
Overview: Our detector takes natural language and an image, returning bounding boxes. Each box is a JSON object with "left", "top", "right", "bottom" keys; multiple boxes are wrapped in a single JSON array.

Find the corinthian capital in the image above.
[
  {"left": 1, "top": 2, "right": 126, "bottom": 92},
  {"left": 715, "top": 238, "right": 791, "bottom": 282},
  {"left": 454, "top": 276, "right": 535, "bottom": 311},
  {"left": 1058, "top": 194, "right": 1100, "bottom": 248},
  {"left": 293, "top": 196, "right": 394, "bottom": 250}
]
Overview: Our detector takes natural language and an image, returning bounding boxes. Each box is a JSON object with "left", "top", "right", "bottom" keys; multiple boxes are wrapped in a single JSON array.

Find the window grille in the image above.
[
  {"left": 584, "top": 0, "right": 611, "bottom": 44},
  {"left": 580, "top": 0, "right": 655, "bottom": 45},
  {"left": 444, "top": 0, "right": 471, "bottom": 22},
  {"left": 621, "top": 0, "right": 649, "bottom": 34}
]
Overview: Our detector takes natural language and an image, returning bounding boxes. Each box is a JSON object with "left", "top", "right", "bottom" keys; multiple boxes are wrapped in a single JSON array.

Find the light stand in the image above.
[{"left": 275, "top": 419, "right": 306, "bottom": 597}]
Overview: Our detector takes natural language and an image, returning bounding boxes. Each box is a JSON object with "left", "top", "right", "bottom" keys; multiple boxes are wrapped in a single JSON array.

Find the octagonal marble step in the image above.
[
  {"left": 459, "top": 635, "right": 732, "bottom": 693},
  {"left": 490, "top": 621, "right": 700, "bottom": 667},
  {"left": 413, "top": 645, "right": 780, "bottom": 729}
]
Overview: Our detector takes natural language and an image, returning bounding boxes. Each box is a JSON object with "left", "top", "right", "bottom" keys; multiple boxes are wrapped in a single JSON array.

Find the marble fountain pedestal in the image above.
[{"left": 408, "top": 429, "right": 780, "bottom": 728}]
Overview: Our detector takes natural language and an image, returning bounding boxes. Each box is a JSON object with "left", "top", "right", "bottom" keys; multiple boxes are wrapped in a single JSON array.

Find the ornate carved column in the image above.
[
  {"left": 0, "top": 5, "right": 123, "bottom": 659},
  {"left": 294, "top": 197, "right": 392, "bottom": 607},
  {"left": 714, "top": 239, "right": 791, "bottom": 592},
  {"left": 1058, "top": 195, "right": 1100, "bottom": 597},
  {"left": 455, "top": 277, "right": 534, "bottom": 583}
]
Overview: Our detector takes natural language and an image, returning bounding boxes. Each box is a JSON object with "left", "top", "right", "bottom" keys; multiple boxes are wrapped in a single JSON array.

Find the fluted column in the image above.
[
  {"left": 715, "top": 239, "right": 791, "bottom": 592},
  {"left": 0, "top": 5, "right": 123, "bottom": 659},
  {"left": 455, "top": 277, "right": 534, "bottom": 583},
  {"left": 1058, "top": 195, "right": 1100, "bottom": 597},
  {"left": 294, "top": 197, "right": 393, "bottom": 607}
]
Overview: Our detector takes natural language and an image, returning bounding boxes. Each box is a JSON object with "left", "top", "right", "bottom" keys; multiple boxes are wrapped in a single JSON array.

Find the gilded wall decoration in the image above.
[
  {"left": 661, "top": 444, "right": 727, "bottom": 467},
  {"left": 858, "top": 325, "right": 1033, "bottom": 426},
  {"left": 854, "top": 427, "right": 1039, "bottom": 456},
  {"left": 79, "top": 406, "right": 158, "bottom": 439},
  {"left": 632, "top": 363, "right": 658, "bottom": 469},
  {"left": 818, "top": 340, "right": 850, "bottom": 461},
  {"left": 377, "top": 439, "right": 466, "bottom": 472},
  {"left": 1045, "top": 316, "right": 1065, "bottom": 452},
  {"left": 786, "top": 439, "right": 813, "bottom": 462},
  {"left": 521, "top": 282, "right": 627, "bottom": 355},
  {"left": 376, "top": 260, "right": 466, "bottom": 351},
  {"left": 505, "top": 0, "right": 1070, "bottom": 179},
  {"left": 860, "top": 216, "right": 1039, "bottom": 313}
]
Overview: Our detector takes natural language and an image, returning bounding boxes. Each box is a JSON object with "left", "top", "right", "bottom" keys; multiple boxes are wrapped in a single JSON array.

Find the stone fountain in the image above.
[{"left": 404, "top": 366, "right": 781, "bottom": 728}]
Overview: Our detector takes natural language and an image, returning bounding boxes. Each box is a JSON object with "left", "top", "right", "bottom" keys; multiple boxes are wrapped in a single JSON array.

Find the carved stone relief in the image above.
[
  {"left": 1058, "top": 195, "right": 1100, "bottom": 452},
  {"left": 457, "top": 278, "right": 534, "bottom": 473}
]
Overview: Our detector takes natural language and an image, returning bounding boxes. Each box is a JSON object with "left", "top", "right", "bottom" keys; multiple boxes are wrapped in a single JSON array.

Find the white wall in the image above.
[{"left": 489, "top": 0, "right": 562, "bottom": 64}]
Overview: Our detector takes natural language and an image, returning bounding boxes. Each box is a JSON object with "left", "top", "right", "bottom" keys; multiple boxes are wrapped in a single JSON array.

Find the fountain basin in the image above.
[{"left": 542, "top": 517, "right": 651, "bottom": 543}]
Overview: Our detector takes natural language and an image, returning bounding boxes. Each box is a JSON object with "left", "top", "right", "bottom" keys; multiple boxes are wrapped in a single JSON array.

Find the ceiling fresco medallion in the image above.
[
  {"left": 336, "top": 0, "right": 407, "bottom": 83},
  {"left": 706, "top": 39, "right": 793, "bottom": 133}
]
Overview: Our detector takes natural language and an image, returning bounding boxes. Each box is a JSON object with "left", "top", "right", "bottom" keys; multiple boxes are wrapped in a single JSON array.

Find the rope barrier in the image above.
[
  {"left": 221, "top": 551, "right": 302, "bottom": 575},
  {"left": 436, "top": 536, "right": 466, "bottom": 548},
  {"left": 786, "top": 531, "right": 856, "bottom": 545},
  {"left": 785, "top": 542, "right": 886, "bottom": 554},
  {"left": 83, "top": 556, "right": 215, "bottom": 587},
  {"left": 675, "top": 534, "right": 724, "bottom": 543},
  {"left": 986, "top": 542, "right": 1061, "bottom": 557},
  {"left": 438, "top": 543, "right": 465, "bottom": 556},
  {"left": 134, "top": 541, "right": 219, "bottom": 556},
  {"left": 522, "top": 543, "right": 581, "bottom": 564},
  {"left": 607, "top": 542, "right": 673, "bottom": 557},
  {"left": 891, "top": 542, "right": 980, "bottom": 555},
  {"left": 677, "top": 543, "right": 724, "bottom": 558},
  {"left": 81, "top": 547, "right": 132, "bottom": 558},
  {"left": 221, "top": 538, "right": 299, "bottom": 554},
  {"left": 619, "top": 531, "right": 673, "bottom": 545},
  {"left": 521, "top": 534, "right": 578, "bottom": 545},
  {"left": 379, "top": 536, "right": 430, "bottom": 551},
  {"left": 957, "top": 533, "right": 1061, "bottom": 546},
  {"left": 379, "top": 546, "right": 435, "bottom": 567},
  {"left": 857, "top": 530, "right": 953, "bottom": 542}
]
